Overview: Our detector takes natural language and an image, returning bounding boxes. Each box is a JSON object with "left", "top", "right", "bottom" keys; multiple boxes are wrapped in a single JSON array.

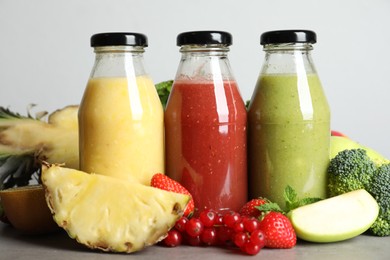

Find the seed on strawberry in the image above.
[
  {"left": 258, "top": 212, "right": 296, "bottom": 249},
  {"left": 239, "top": 198, "right": 267, "bottom": 218},
  {"left": 151, "top": 173, "right": 195, "bottom": 217}
]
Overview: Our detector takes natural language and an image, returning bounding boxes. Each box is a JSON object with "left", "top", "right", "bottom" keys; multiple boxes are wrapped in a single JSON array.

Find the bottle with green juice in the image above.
[{"left": 247, "top": 30, "right": 331, "bottom": 209}]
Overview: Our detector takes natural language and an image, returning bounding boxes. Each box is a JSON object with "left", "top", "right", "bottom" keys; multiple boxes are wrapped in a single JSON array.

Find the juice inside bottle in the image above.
[
  {"left": 248, "top": 73, "right": 330, "bottom": 207},
  {"left": 165, "top": 79, "right": 247, "bottom": 212},
  {"left": 79, "top": 76, "right": 164, "bottom": 184}
]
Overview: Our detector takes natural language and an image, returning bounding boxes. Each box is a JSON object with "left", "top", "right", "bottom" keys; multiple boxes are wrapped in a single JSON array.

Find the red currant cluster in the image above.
[{"left": 161, "top": 209, "right": 266, "bottom": 255}]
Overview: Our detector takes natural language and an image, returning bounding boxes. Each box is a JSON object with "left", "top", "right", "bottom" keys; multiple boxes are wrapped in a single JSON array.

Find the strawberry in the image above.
[
  {"left": 239, "top": 198, "right": 267, "bottom": 218},
  {"left": 151, "top": 173, "right": 194, "bottom": 217},
  {"left": 258, "top": 212, "right": 296, "bottom": 249}
]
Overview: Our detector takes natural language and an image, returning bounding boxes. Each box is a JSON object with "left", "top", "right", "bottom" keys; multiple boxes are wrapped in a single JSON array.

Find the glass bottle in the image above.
[
  {"left": 248, "top": 30, "right": 331, "bottom": 209},
  {"left": 165, "top": 31, "right": 247, "bottom": 213},
  {"left": 79, "top": 32, "right": 164, "bottom": 185}
]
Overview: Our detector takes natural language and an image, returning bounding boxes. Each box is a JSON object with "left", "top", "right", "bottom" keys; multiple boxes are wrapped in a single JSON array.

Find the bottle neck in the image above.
[
  {"left": 261, "top": 43, "right": 317, "bottom": 75},
  {"left": 90, "top": 46, "right": 147, "bottom": 78},
  {"left": 175, "top": 45, "right": 235, "bottom": 81},
  {"left": 263, "top": 42, "right": 313, "bottom": 52},
  {"left": 179, "top": 44, "right": 230, "bottom": 55}
]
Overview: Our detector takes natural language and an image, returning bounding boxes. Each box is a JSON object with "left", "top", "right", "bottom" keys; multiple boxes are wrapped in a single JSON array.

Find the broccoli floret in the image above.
[
  {"left": 369, "top": 164, "right": 390, "bottom": 211},
  {"left": 370, "top": 212, "right": 390, "bottom": 236},
  {"left": 327, "top": 149, "right": 376, "bottom": 197},
  {"left": 367, "top": 164, "right": 390, "bottom": 236}
]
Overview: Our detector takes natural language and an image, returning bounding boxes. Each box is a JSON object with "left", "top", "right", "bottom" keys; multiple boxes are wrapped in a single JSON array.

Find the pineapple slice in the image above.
[{"left": 41, "top": 165, "right": 189, "bottom": 253}]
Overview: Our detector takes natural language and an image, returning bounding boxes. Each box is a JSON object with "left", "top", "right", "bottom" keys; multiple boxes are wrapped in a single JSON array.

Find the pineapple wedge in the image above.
[{"left": 41, "top": 165, "right": 189, "bottom": 253}]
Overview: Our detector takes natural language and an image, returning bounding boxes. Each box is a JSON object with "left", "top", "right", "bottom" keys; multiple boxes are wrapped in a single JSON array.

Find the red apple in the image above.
[{"left": 331, "top": 130, "right": 348, "bottom": 138}]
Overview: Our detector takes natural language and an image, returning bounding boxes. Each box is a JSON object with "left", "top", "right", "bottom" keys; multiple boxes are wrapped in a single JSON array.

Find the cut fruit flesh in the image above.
[
  {"left": 41, "top": 165, "right": 189, "bottom": 253},
  {"left": 287, "top": 189, "right": 379, "bottom": 243},
  {"left": 0, "top": 185, "right": 58, "bottom": 234}
]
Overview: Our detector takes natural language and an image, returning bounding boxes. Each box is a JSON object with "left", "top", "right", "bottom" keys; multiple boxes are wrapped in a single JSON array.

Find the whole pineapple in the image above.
[{"left": 0, "top": 105, "right": 78, "bottom": 190}]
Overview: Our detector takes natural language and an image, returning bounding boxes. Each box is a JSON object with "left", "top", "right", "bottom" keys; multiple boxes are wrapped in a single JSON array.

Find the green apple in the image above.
[
  {"left": 330, "top": 136, "right": 389, "bottom": 165},
  {"left": 287, "top": 189, "right": 379, "bottom": 243}
]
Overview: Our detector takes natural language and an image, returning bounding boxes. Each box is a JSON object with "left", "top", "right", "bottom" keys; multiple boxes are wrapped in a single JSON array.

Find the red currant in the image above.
[
  {"left": 242, "top": 241, "right": 262, "bottom": 255},
  {"left": 217, "top": 226, "right": 234, "bottom": 244},
  {"left": 199, "top": 209, "right": 217, "bottom": 227},
  {"left": 200, "top": 227, "right": 217, "bottom": 246},
  {"left": 185, "top": 218, "right": 204, "bottom": 237},
  {"left": 159, "top": 208, "right": 264, "bottom": 256},
  {"left": 233, "top": 232, "right": 248, "bottom": 248},
  {"left": 185, "top": 234, "right": 202, "bottom": 246},
  {"left": 175, "top": 216, "right": 188, "bottom": 233},
  {"left": 215, "top": 214, "right": 224, "bottom": 226},
  {"left": 243, "top": 217, "right": 260, "bottom": 233},
  {"left": 233, "top": 221, "right": 245, "bottom": 233},
  {"left": 162, "top": 229, "right": 182, "bottom": 247},
  {"left": 249, "top": 229, "right": 266, "bottom": 249},
  {"left": 222, "top": 211, "right": 241, "bottom": 228}
]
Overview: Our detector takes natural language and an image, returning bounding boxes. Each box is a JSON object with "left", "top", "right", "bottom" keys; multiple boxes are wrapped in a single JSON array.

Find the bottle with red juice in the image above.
[{"left": 165, "top": 31, "right": 247, "bottom": 214}]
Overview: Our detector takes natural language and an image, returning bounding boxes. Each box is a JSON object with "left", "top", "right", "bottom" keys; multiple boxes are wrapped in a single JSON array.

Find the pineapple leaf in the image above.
[
  {"left": 0, "top": 105, "right": 48, "bottom": 121},
  {"left": 0, "top": 153, "right": 40, "bottom": 190},
  {"left": 0, "top": 107, "right": 31, "bottom": 120}
]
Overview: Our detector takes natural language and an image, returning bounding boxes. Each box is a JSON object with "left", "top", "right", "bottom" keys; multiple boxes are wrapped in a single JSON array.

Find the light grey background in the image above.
[{"left": 1, "top": 0, "right": 389, "bottom": 157}]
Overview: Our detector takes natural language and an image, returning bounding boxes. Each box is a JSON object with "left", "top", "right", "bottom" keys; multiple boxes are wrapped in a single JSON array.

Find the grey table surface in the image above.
[{"left": 1, "top": 222, "right": 389, "bottom": 260}]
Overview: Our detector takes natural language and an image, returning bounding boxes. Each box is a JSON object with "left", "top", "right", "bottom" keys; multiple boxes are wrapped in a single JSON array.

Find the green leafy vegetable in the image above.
[
  {"left": 155, "top": 80, "right": 173, "bottom": 109},
  {"left": 255, "top": 186, "right": 322, "bottom": 216},
  {"left": 255, "top": 201, "right": 283, "bottom": 214},
  {"left": 284, "top": 185, "right": 322, "bottom": 212}
]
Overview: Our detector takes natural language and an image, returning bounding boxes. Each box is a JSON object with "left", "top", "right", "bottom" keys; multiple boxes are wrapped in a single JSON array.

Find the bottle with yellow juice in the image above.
[{"left": 79, "top": 32, "right": 164, "bottom": 185}]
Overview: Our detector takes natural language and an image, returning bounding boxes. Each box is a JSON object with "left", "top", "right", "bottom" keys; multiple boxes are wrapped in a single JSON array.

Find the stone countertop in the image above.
[{"left": 1, "top": 223, "right": 389, "bottom": 260}]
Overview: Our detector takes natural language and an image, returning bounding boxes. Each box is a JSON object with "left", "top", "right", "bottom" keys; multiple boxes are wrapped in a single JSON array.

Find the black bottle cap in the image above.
[
  {"left": 177, "top": 31, "right": 232, "bottom": 46},
  {"left": 260, "top": 30, "right": 316, "bottom": 45},
  {"left": 91, "top": 32, "right": 148, "bottom": 47}
]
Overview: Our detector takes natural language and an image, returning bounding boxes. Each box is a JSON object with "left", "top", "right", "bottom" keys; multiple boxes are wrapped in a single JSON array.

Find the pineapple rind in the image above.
[{"left": 42, "top": 165, "right": 189, "bottom": 253}]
